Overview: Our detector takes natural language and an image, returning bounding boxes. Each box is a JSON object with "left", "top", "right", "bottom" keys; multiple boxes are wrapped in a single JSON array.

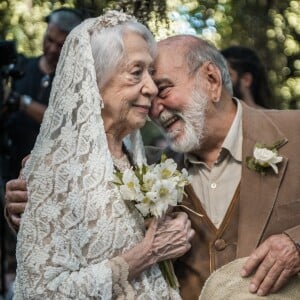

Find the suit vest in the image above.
[{"left": 175, "top": 183, "right": 240, "bottom": 300}]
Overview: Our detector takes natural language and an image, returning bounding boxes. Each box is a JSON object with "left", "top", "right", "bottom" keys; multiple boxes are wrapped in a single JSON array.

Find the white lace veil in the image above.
[
  {"left": 15, "top": 12, "right": 183, "bottom": 298},
  {"left": 22, "top": 10, "right": 146, "bottom": 192}
]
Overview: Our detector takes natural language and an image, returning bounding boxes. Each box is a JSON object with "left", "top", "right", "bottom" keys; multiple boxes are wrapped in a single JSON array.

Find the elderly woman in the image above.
[{"left": 13, "top": 11, "right": 194, "bottom": 299}]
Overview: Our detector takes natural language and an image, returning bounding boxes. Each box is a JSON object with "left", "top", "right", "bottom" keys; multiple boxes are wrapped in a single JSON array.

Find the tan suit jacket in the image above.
[
  {"left": 146, "top": 102, "right": 300, "bottom": 299},
  {"left": 238, "top": 102, "right": 300, "bottom": 254}
]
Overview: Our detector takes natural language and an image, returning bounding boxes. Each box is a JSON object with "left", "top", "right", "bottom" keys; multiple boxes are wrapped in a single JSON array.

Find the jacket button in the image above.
[{"left": 214, "top": 239, "right": 227, "bottom": 251}]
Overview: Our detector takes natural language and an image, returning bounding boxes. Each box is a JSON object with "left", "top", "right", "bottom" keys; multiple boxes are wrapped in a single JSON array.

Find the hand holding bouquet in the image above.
[{"left": 113, "top": 154, "right": 191, "bottom": 289}]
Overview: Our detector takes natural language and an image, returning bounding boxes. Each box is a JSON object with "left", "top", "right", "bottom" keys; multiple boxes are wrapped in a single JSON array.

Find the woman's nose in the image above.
[{"left": 142, "top": 72, "right": 158, "bottom": 100}]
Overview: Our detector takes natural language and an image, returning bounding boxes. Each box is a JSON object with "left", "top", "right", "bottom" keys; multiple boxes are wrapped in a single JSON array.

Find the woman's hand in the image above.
[
  {"left": 122, "top": 211, "right": 194, "bottom": 280},
  {"left": 145, "top": 211, "right": 194, "bottom": 262},
  {"left": 5, "top": 178, "right": 28, "bottom": 231}
]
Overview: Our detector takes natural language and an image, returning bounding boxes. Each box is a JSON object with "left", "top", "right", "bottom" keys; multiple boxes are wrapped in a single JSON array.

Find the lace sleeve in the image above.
[
  {"left": 110, "top": 256, "right": 135, "bottom": 298},
  {"left": 14, "top": 255, "right": 133, "bottom": 299}
]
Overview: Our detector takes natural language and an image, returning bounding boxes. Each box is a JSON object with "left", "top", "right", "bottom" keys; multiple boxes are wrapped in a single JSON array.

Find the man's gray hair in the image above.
[
  {"left": 47, "top": 9, "right": 83, "bottom": 33},
  {"left": 185, "top": 36, "right": 233, "bottom": 95},
  {"left": 90, "top": 21, "right": 156, "bottom": 89}
]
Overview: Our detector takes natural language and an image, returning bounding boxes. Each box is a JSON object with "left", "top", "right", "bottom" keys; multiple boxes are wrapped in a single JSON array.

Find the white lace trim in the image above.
[{"left": 14, "top": 11, "right": 180, "bottom": 300}]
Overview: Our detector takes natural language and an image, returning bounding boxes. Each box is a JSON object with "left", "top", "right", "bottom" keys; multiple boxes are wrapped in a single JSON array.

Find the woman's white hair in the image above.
[{"left": 90, "top": 21, "right": 156, "bottom": 89}]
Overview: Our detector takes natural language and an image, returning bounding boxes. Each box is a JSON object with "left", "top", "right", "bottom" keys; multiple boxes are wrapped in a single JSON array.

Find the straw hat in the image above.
[{"left": 199, "top": 257, "right": 300, "bottom": 300}]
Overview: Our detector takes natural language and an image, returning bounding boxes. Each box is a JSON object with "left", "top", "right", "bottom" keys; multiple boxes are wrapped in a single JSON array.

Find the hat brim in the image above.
[{"left": 199, "top": 257, "right": 300, "bottom": 300}]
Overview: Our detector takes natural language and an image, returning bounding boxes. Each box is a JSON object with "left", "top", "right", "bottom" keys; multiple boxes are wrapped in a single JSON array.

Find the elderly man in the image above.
[
  {"left": 148, "top": 35, "right": 300, "bottom": 299},
  {"left": 5, "top": 35, "right": 300, "bottom": 299}
]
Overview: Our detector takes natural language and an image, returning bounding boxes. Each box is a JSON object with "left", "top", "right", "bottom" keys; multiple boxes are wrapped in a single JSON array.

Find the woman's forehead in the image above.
[{"left": 121, "top": 32, "right": 154, "bottom": 65}]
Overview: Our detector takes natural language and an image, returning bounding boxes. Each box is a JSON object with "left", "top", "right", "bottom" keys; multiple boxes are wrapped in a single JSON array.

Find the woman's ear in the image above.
[{"left": 200, "top": 61, "right": 222, "bottom": 103}]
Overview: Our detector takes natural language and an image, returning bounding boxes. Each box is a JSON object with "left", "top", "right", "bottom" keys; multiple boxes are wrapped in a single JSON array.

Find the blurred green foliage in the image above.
[
  {"left": 0, "top": 0, "right": 299, "bottom": 145},
  {"left": 0, "top": 0, "right": 167, "bottom": 55},
  {"left": 167, "top": 0, "right": 300, "bottom": 109},
  {"left": 1, "top": 0, "right": 299, "bottom": 110}
]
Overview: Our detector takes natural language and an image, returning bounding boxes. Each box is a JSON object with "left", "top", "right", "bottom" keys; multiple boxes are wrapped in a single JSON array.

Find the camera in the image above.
[
  {"left": 0, "top": 41, "right": 25, "bottom": 117},
  {"left": 0, "top": 40, "right": 17, "bottom": 68},
  {"left": 0, "top": 40, "right": 24, "bottom": 80},
  {"left": 0, "top": 41, "right": 23, "bottom": 157}
]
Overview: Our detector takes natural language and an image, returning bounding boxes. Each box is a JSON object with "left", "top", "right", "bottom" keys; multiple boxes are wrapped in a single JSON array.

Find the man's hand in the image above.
[
  {"left": 240, "top": 233, "right": 300, "bottom": 296},
  {"left": 5, "top": 178, "right": 28, "bottom": 230}
]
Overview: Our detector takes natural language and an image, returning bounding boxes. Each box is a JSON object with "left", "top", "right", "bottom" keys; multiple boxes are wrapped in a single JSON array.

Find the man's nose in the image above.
[{"left": 149, "top": 97, "right": 164, "bottom": 119}]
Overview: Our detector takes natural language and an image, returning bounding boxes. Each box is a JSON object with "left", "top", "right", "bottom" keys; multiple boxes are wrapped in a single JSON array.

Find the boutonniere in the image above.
[{"left": 246, "top": 140, "right": 285, "bottom": 174}]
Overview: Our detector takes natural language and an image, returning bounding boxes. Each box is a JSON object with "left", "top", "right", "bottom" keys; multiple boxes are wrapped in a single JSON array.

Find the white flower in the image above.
[
  {"left": 119, "top": 168, "right": 141, "bottom": 200},
  {"left": 253, "top": 147, "right": 283, "bottom": 174},
  {"left": 113, "top": 155, "right": 192, "bottom": 218},
  {"left": 154, "top": 158, "right": 178, "bottom": 179},
  {"left": 142, "top": 170, "right": 157, "bottom": 191},
  {"left": 146, "top": 179, "right": 178, "bottom": 217},
  {"left": 135, "top": 200, "right": 151, "bottom": 217}
]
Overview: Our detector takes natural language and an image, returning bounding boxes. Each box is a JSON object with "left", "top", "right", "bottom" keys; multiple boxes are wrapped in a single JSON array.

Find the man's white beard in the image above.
[{"left": 167, "top": 88, "right": 208, "bottom": 153}]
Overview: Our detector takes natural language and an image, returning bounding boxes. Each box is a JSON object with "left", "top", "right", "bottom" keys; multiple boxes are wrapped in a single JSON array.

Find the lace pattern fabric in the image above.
[
  {"left": 112, "top": 154, "right": 132, "bottom": 172},
  {"left": 14, "top": 11, "right": 180, "bottom": 299}
]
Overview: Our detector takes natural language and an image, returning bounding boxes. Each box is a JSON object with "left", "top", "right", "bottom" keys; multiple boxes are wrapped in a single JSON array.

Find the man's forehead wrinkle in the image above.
[
  {"left": 157, "top": 44, "right": 187, "bottom": 69},
  {"left": 155, "top": 49, "right": 185, "bottom": 71},
  {"left": 154, "top": 37, "right": 193, "bottom": 82},
  {"left": 153, "top": 63, "right": 186, "bottom": 85}
]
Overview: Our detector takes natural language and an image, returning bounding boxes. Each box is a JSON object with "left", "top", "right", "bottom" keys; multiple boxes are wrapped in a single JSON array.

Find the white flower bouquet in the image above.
[{"left": 113, "top": 154, "right": 191, "bottom": 290}]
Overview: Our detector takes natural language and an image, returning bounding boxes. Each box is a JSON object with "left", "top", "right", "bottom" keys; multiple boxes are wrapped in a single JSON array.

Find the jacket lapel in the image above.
[{"left": 237, "top": 103, "right": 288, "bottom": 257}]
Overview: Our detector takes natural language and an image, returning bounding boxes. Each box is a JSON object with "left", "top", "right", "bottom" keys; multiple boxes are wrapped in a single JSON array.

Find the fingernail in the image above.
[
  {"left": 257, "top": 289, "right": 264, "bottom": 296},
  {"left": 240, "top": 269, "right": 246, "bottom": 277},
  {"left": 249, "top": 283, "right": 257, "bottom": 293}
]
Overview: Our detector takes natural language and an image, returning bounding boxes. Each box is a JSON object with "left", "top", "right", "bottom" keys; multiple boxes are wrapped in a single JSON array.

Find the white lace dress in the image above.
[{"left": 13, "top": 12, "right": 181, "bottom": 300}]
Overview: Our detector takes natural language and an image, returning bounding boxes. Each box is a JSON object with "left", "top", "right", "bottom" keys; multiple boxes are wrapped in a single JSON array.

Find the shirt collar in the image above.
[
  {"left": 184, "top": 98, "right": 243, "bottom": 166},
  {"left": 222, "top": 97, "right": 242, "bottom": 162}
]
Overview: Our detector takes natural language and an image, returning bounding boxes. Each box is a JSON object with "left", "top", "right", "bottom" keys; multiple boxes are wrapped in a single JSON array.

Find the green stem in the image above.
[{"left": 159, "top": 260, "right": 180, "bottom": 290}]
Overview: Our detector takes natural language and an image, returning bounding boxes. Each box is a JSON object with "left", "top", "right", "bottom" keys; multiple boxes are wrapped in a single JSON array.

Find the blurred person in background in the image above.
[
  {"left": 0, "top": 8, "right": 84, "bottom": 299},
  {"left": 221, "top": 46, "right": 273, "bottom": 109},
  {"left": 1, "top": 8, "right": 85, "bottom": 184}
]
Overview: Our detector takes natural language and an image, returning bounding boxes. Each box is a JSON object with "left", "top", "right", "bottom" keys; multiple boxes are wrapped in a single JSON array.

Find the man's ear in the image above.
[
  {"left": 200, "top": 61, "right": 222, "bottom": 103},
  {"left": 241, "top": 72, "right": 253, "bottom": 88}
]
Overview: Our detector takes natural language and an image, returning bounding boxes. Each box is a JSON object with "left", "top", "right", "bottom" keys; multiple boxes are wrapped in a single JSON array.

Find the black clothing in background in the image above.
[{"left": 1, "top": 56, "right": 53, "bottom": 182}]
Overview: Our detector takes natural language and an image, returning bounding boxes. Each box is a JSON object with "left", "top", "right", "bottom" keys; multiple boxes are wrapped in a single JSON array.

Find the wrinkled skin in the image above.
[{"left": 241, "top": 233, "right": 300, "bottom": 296}]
